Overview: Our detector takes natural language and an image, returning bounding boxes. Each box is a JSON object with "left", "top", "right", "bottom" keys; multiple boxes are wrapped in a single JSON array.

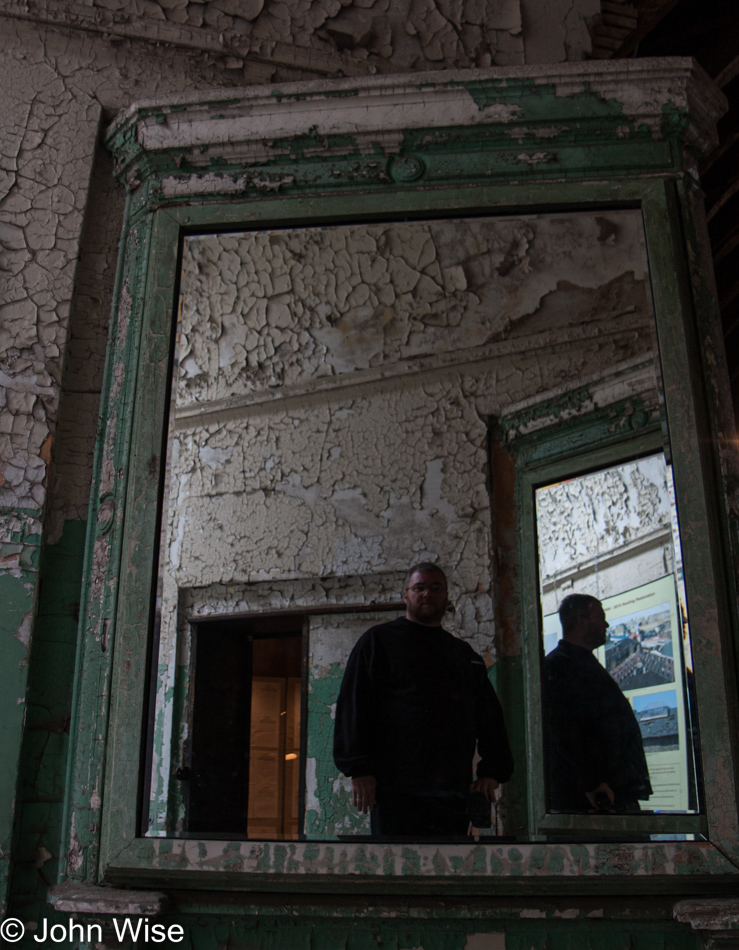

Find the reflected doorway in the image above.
[{"left": 188, "top": 616, "right": 304, "bottom": 837}]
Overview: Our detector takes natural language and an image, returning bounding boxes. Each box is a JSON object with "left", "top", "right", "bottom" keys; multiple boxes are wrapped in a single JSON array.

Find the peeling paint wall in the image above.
[
  {"left": 0, "top": 53, "right": 100, "bottom": 517},
  {"left": 0, "top": 3, "right": 608, "bottom": 869},
  {"left": 305, "top": 611, "right": 388, "bottom": 838},
  {"left": 537, "top": 455, "right": 674, "bottom": 614},
  {"left": 1, "top": 0, "right": 533, "bottom": 79},
  {"left": 0, "top": 38, "right": 102, "bottom": 912},
  {"left": 0, "top": 0, "right": 608, "bottom": 911},
  {"left": 167, "top": 211, "right": 652, "bottom": 593}
]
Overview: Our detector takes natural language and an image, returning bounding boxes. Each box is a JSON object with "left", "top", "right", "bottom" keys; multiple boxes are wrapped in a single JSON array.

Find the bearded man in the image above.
[
  {"left": 333, "top": 562, "right": 513, "bottom": 837},
  {"left": 544, "top": 593, "right": 652, "bottom": 813}
]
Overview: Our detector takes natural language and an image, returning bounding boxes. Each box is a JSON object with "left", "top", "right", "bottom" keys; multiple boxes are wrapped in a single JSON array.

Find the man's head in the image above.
[
  {"left": 558, "top": 593, "right": 608, "bottom": 651},
  {"left": 403, "top": 562, "right": 448, "bottom": 627}
]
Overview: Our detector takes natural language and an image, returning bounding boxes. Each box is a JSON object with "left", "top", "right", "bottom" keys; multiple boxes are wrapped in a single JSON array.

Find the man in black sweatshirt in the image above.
[
  {"left": 333, "top": 562, "right": 514, "bottom": 837},
  {"left": 544, "top": 593, "right": 652, "bottom": 813}
]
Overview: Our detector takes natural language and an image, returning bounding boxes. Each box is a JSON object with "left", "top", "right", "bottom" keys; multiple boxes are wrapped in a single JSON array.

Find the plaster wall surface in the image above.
[
  {"left": 0, "top": 0, "right": 603, "bottom": 539},
  {"left": 537, "top": 455, "right": 674, "bottom": 613},
  {"left": 0, "top": 0, "right": 535, "bottom": 79},
  {"left": 167, "top": 211, "right": 652, "bottom": 593},
  {"left": 176, "top": 214, "right": 648, "bottom": 407}
]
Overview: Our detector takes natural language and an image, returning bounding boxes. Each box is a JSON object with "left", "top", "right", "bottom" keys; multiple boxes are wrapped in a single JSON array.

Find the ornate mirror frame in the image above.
[{"left": 62, "top": 60, "right": 739, "bottom": 894}]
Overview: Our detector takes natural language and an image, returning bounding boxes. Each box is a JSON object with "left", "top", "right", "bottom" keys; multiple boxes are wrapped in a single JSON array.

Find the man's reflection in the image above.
[
  {"left": 333, "top": 562, "right": 513, "bottom": 837},
  {"left": 544, "top": 594, "right": 652, "bottom": 813}
]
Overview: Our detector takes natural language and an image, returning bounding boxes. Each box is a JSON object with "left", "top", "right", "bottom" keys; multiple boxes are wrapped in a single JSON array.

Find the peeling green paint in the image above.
[
  {"left": 106, "top": 68, "right": 705, "bottom": 199},
  {"left": 355, "top": 846, "right": 381, "bottom": 875},
  {"left": 0, "top": 506, "right": 43, "bottom": 913},
  {"left": 546, "top": 849, "right": 565, "bottom": 874},
  {"left": 456, "top": 78, "right": 688, "bottom": 160},
  {"left": 0, "top": 507, "right": 42, "bottom": 573},
  {"left": 6, "top": 520, "right": 86, "bottom": 925},
  {"left": 305, "top": 661, "right": 370, "bottom": 839},
  {"left": 505, "top": 394, "right": 659, "bottom": 461},
  {"left": 488, "top": 849, "right": 503, "bottom": 875}
]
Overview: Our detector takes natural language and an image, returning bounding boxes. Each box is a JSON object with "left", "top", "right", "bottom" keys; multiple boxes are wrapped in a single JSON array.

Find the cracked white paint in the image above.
[
  {"left": 184, "top": 572, "right": 407, "bottom": 618},
  {"left": 3, "top": 8, "right": 544, "bottom": 545},
  {"left": 29, "top": 0, "right": 528, "bottom": 71},
  {"left": 163, "top": 210, "right": 653, "bottom": 607},
  {"left": 177, "top": 213, "right": 648, "bottom": 407},
  {"left": 538, "top": 457, "right": 671, "bottom": 582},
  {"left": 0, "top": 0, "right": 697, "bottom": 750},
  {"left": 536, "top": 455, "right": 674, "bottom": 615},
  {"left": 0, "top": 16, "right": 688, "bottom": 572},
  {"left": 0, "top": 51, "right": 100, "bottom": 512}
]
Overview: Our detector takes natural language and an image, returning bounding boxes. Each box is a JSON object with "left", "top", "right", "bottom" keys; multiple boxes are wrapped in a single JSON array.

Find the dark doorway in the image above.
[{"left": 187, "top": 614, "right": 304, "bottom": 836}]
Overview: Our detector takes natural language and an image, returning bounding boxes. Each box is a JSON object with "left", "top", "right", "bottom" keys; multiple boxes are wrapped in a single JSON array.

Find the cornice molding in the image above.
[{"left": 106, "top": 59, "right": 727, "bottom": 200}]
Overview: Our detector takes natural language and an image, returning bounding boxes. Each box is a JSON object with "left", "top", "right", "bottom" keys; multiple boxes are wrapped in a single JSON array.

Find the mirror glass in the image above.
[
  {"left": 537, "top": 455, "right": 700, "bottom": 815},
  {"left": 144, "top": 208, "right": 700, "bottom": 839}
]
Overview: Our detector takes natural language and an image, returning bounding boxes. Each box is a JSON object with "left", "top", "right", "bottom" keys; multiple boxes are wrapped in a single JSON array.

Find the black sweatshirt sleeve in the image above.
[
  {"left": 332, "top": 630, "right": 377, "bottom": 779},
  {"left": 473, "top": 664, "right": 514, "bottom": 783}
]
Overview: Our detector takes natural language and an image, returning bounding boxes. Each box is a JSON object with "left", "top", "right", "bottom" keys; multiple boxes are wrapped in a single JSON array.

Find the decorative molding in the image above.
[
  {"left": 388, "top": 154, "right": 426, "bottom": 183},
  {"left": 498, "top": 356, "right": 660, "bottom": 442},
  {"left": 105, "top": 59, "right": 727, "bottom": 194}
]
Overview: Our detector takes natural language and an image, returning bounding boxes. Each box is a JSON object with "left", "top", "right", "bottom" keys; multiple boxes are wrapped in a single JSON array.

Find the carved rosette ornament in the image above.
[{"left": 388, "top": 154, "right": 426, "bottom": 183}]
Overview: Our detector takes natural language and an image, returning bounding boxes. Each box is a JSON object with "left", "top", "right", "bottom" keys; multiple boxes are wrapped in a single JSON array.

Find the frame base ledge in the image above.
[
  {"left": 674, "top": 900, "right": 739, "bottom": 931},
  {"left": 48, "top": 881, "right": 168, "bottom": 916}
]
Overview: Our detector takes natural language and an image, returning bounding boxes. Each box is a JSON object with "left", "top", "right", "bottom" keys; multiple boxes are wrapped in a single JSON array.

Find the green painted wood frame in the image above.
[
  {"left": 512, "top": 406, "right": 695, "bottom": 836},
  {"left": 61, "top": 97, "right": 739, "bottom": 891}
]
